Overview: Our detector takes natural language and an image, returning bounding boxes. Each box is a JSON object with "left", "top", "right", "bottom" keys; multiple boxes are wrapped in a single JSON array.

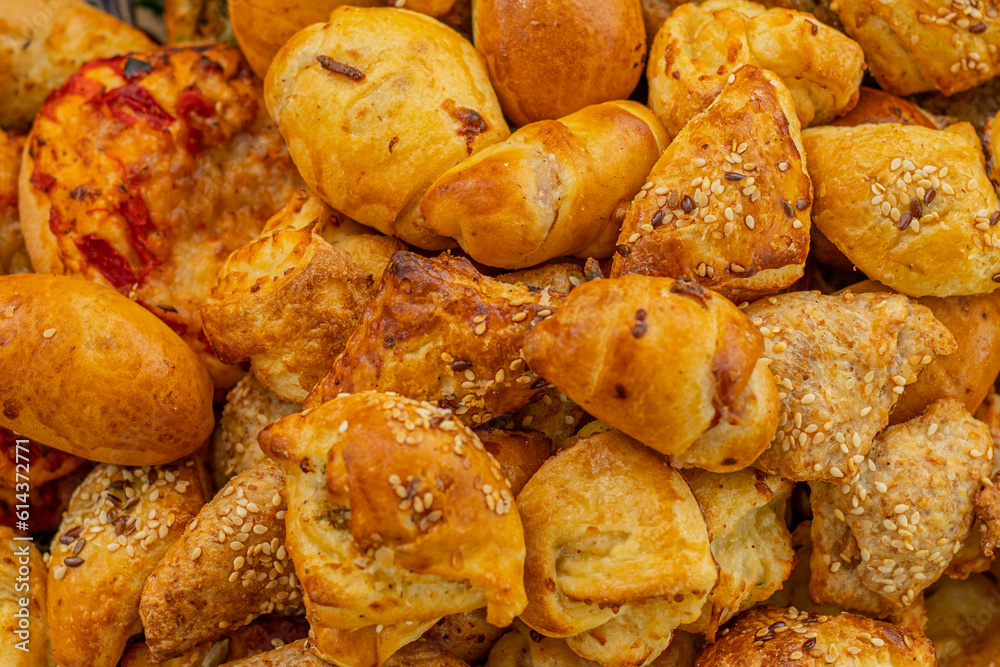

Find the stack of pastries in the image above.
[{"left": 6, "top": 0, "right": 1000, "bottom": 665}]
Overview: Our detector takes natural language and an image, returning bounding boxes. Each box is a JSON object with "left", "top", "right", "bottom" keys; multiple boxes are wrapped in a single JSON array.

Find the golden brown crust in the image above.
[
  {"left": 611, "top": 66, "right": 811, "bottom": 303},
  {"left": 0, "top": 0, "right": 156, "bottom": 130},
  {"left": 48, "top": 458, "right": 210, "bottom": 667},
  {"left": 308, "top": 618, "right": 439, "bottom": 667},
  {"left": 306, "top": 251, "right": 561, "bottom": 427},
  {"left": 475, "top": 430, "right": 551, "bottom": 496},
  {"left": 220, "top": 638, "right": 331, "bottom": 666},
  {"left": 523, "top": 274, "right": 772, "bottom": 461},
  {"left": 830, "top": 87, "right": 937, "bottom": 128},
  {"left": 647, "top": 0, "right": 864, "bottom": 138},
  {"left": 382, "top": 641, "right": 471, "bottom": 667},
  {"left": 0, "top": 427, "right": 86, "bottom": 489},
  {"left": 694, "top": 606, "right": 935, "bottom": 666},
  {"left": 803, "top": 122, "right": 1000, "bottom": 298},
  {"left": 0, "top": 526, "right": 49, "bottom": 667},
  {"left": 422, "top": 101, "right": 668, "bottom": 269},
  {"left": 809, "top": 400, "right": 992, "bottom": 617},
  {"left": 746, "top": 290, "right": 956, "bottom": 482},
  {"left": 259, "top": 391, "right": 527, "bottom": 630},
  {"left": 264, "top": 7, "right": 508, "bottom": 249},
  {"left": 0, "top": 130, "right": 28, "bottom": 274},
  {"left": 18, "top": 44, "right": 302, "bottom": 392},
  {"left": 517, "top": 429, "right": 716, "bottom": 666},
  {"left": 0, "top": 274, "right": 215, "bottom": 465},
  {"left": 422, "top": 609, "right": 508, "bottom": 665},
  {"left": 472, "top": 0, "right": 646, "bottom": 127},
  {"left": 924, "top": 568, "right": 1000, "bottom": 666},
  {"left": 221, "top": 613, "right": 311, "bottom": 662},
  {"left": 140, "top": 460, "right": 300, "bottom": 662},
  {"left": 119, "top": 640, "right": 229, "bottom": 667},
  {"left": 496, "top": 263, "right": 586, "bottom": 295}
]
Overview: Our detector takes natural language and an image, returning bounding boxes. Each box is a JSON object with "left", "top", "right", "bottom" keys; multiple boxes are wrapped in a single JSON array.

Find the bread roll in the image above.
[
  {"left": 803, "top": 122, "right": 1000, "bottom": 297},
  {"left": 422, "top": 101, "right": 668, "bottom": 269},
  {"left": 610, "top": 66, "right": 811, "bottom": 303},
  {"left": 830, "top": 87, "right": 937, "bottom": 128},
  {"left": 0, "top": 526, "right": 49, "bottom": 667},
  {"left": 523, "top": 274, "right": 776, "bottom": 464},
  {"left": 647, "top": 0, "right": 864, "bottom": 138},
  {"left": 422, "top": 610, "right": 508, "bottom": 665},
  {"left": 0, "top": 274, "right": 214, "bottom": 465},
  {"left": 473, "top": 0, "right": 646, "bottom": 126},
  {"left": 265, "top": 7, "right": 509, "bottom": 249}
]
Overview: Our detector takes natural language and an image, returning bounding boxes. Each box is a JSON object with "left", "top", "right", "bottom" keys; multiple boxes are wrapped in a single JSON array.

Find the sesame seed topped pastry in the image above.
[
  {"left": 646, "top": 0, "right": 865, "bottom": 139},
  {"left": 803, "top": 121, "right": 1000, "bottom": 297},
  {"left": 495, "top": 263, "right": 586, "bottom": 295},
  {"left": 745, "top": 290, "right": 956, "bottom": 482},
  {"left": 212, "top": 373, "right": 299, "bottom": 488},
  {"left": 18, "top": 44, "right": 303, "bottom": 393},
  {"left": 140, "top": 459, "right": 300, "bottom": 662},
  {"left": 523, "top": 274, "right": 779, "bottom": 467},
  {"left": 264, "top": 6, "right": 509, "bottom": 249},
  {"left": 694, "top": 605, "right": 936, "bottom": 666},
  {"left": 809, "top": 399, "right": 992, "bottom": 617},
  {"left": 610, "top": 66, "right": 812, "bottom": 303},
  {"left": 258, "top": 391, "right": 527, "bottom": 655},
  {"left": 0, "top": 129, "right": 29, "bottom": 275},
  {"left": 680, "top": 469, "right": 795, "bottom": 640},
  {"left": 306, "top": 251, "right": 563, "bottom": 427},
  {"left": 47, "top": 458, "right": 210, "bottom": 667},
  {"left": 0, "top": 526, "right": 49, "bottom": 667},
  {"left": 517, "top": 429, "right": 716, "bottom": 666}
]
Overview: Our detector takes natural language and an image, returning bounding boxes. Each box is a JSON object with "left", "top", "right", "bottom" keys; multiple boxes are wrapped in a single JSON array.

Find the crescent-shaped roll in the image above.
[
  {"left": 610, "top": 66, "right": 811, "bottom": 303},
  {"left": 522, "top": 274, "right": 777, "bottom": 464},
  {"left": 258, "top": 392, "right": 527, "bottom": 635},
  {"left": 517, "top": 429, "right": 716, "bottom": 666},
  {"left": 264, "top": 7, "right": 509, "bottom": 249},
  {"left": 647, "top": 0, "right": 864, "bottom": 138},
  {"left": 809, "top": 400, "right": 991, "bottom": 617},
  {"left": 803, "top": 122, "right": 1000, "bottom": 297},
  {"left": 421, "top": 101, "right": 668, "bottom": 269}
]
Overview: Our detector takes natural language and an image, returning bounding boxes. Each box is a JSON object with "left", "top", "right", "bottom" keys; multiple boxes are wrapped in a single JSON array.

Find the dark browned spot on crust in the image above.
[
  {"left": 631, "top": 322, "right": 648, "bottom": 338},
  {"left": 614, "top": 384, "right": 628, "bottom": 398},
  {"left": 442, "top": 100, "right": 488, "bottom": 154},
  {"left": 669, "top": 277, "right": 708, "bottom": 308},
  {"left": 388, "top": 136, "right": 399, "bottom": 153},
  {"left": 316, "top": 55, "right": 366, "bottom": 82}
]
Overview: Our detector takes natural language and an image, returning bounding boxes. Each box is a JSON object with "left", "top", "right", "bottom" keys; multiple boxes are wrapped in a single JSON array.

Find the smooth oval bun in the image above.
[
  {"left": 265, "top": 7, "right": 509, "bottom": 249},
  {"left": 473, "top": 0, "right": 646, "bottom": 126},
  {"left": 0, "top": 274, "right": 214, "bottom": 465},
  {"left": 228, "top": 0, "right": 381, "bottom": 79}
]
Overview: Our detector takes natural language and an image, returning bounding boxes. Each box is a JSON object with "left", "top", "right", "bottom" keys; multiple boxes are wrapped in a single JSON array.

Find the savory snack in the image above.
[
  {"left": 924, "top": 566, "right": 1000, "bottom": 665},
  {"left": 19, "top": 44, "right": 303, "bottom": 391},
  {"left": 0, "top": 0, "right": 156, "bottom": 130},
  {"left": 694, "top": 605, "right": 936, "bottom": 665},
  {"left": 681, "top": 469, "right": 794, "bottom": 639},
  {"left": 119, "top": 640, "right": 229, "bottom": 667},
  {"left": 475, "top": 430, "right": 551, "bottom": 496},
  {"left": 745, "top": 290, "right": 955, "bottom": 482},
  {"left": 221, "top": 638, "right": 330, "bottom": 666},
  {"left": 517, "top": 429, "right": 716, "bottom": 666},
  {"left": 164, "top": 0, "right": 232, "bottom": 44},
  {"left": 802, "top": 122, "right": 1000, "bottom": 297},
  {"left": 0, "top": 129, "right": 29, "bottom": 274},
  {"left": 140, "top": 460, "right": 299, "bottom": 662},
  {"left": 0, "top": 274, "right": 215, "bottom": 465},
  {"left": 306, "top": 251, "right": 561, "bottom": 426},
  {"left": 810, "top": 400, "right": 991, "bottom": 617},
  {"left": 422, "top": 610, "right": 509, "bottom": 665},
  {"left": 258, "top": 392, "right": 527, "bottom": 656},
  {"left": 830, "top": 0, "right": 1000, "bottom": 96},
  {"left": 0, "top": 427, "right": 87, "bottom": 490},
  {"left": 523, "top": 274, "right": 778, "bottom": 465},
  {"left": 472, "top": 0, "right": 646, "bottom": 126},
  {"left": 0, "top": 526, "right": 49, "bottom": 667},
  {"left": 830, "top": 87, "right": 937, "bottom": 128},
  {"left": 647, "top": 0, "right": 864, "bottom": 138},
  {"left": 421, "top": 101, "right": 668, "bottom": 269},
  {"left": 264, "top": 6, "right": 509, "bottom": 249},
  {"left": 47, "top": 458, "right": 210, "bottom": 667},
  {"left": 610, "top": 66, "right": 811, "bottom": 302}
]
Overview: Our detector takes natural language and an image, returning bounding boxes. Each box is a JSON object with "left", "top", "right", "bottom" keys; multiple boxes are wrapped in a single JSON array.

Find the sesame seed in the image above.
[
  {"left": 801, "top": 393, "right": 816, "bottom": 404},
  {"left": 43, "top": 328, "right": 56, "bottom": 339}
]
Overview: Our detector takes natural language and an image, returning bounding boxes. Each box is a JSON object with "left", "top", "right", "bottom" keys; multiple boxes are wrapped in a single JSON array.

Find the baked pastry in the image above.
[
  {"left": 119, "top": 640, "right": 229, "bottom": 667},
  {"left": 19, "top": 44, "right": 303, "bottom": 392},
  {"left": 745, "top": 290, "right": 956, "bottom": 482},
  {"left": 307, "top": 618, "right": 440, "bottom": 667},
  {"left": 264, "top": 7, "right": 509, "bottom": 249},
  {"left": 517, "top": 429, "right": 716, "bottom": 666},
  {"left": 639, "top": 0, "right": 842, "bottom": 45},
  {"left": 382, "top": 641, "right": 470, "bottom": 667},
  {"left": 830, "top": 87, "right": 937, "bottom": 128},
  {"left": 421, "top": 101, "right": 669, "bottom": 269},
  {"left": 221, "top": 613, "right": 311, "bottom": 662},
  {"left": 610, "top": 66, "right": 811, "bottom": 303},
  {"left": 258, "top": 392, "right": 527, "bottom": 641},
  {"left": 0, "top": 130, "right": 29, "bottom": 274},
  {"left": 523, "top": 274, "right": 778, "bottom": 465},
  {"left": 809, "top": 400, "right": 991, "bottom": 617},
  {"left": 0, "top": 427, "right": 86, "bottom": 490},
  {"left": 472, "top": 0, "right": 646, "bottom": 126},
  {"left": 802, "top": 122, "right": 1000, "bottom": 297},
  {"left": 422, "top": 610, "right": 509, "bottom": 665},
  {"left": 916, "top": 76, "right": 1000, "bottom": 135},
  {"left": 47, "top": 458, "right": 210, "bottom": 667},
  {"left": 475, "top": 430, "right": 551, "bottom": 496},
  {"left": 140, "top": 460, "right": 299, "bottom": 662},
  {"left": 164, "top": 0, "right": 231, "bottom": 43},
  {"left": 694, "top": 605, "right": 936, "bottom": 665},
  {"left": 0, "top": 0, "right": 156, "bottom": 130},
  {"left": 0, "top": 526, "right": 49, "bottom": 667},
  {"left": 830, "top": 0, "right": 1000, "bottom": 97},
  {"left": 211, "top": 373, "right": 299, "bottom": 488},
  {"left": 647, "top": 0, "right": 864, "bottom": 138},
  {"left": 306, "top": 251, "right": 561, "bottom": 427},
  {"left": 924, "top": 566, "right": 1000, "bottom": 666},
  {"left": 220, "top": 638, "right": 330, "bottom": 666},
  {"left": 680, "top": 469, "right": 795, "bottom": 639},
  {"left": 496, "top": 263, "right": 586, "bottom": 295},
  {"left": 201, "top": 191, "right": 397, "bottom": 402},
  {"left": 0, "top": 274, "right": 215, "bottom": 466}
]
